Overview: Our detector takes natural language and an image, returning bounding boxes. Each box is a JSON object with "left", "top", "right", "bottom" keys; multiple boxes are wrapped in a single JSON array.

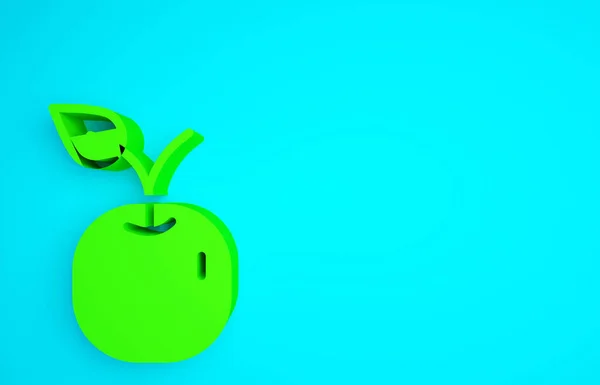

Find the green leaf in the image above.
[{"left": 49, "top": 104, "right": 145, "bottom": 171}]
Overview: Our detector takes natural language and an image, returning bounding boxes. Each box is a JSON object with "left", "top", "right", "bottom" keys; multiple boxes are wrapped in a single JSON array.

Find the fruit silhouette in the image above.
[{"left": 50, "top": 104, "right": 238, "bottom": 363}]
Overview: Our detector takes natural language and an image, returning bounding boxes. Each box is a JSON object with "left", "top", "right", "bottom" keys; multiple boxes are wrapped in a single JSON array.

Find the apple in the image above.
[
  {"left": 73, "top": 202, "right": 238, "bottom": 363},
  {"left": 49, "top": 104, "right": 238, "bottom": 363}
]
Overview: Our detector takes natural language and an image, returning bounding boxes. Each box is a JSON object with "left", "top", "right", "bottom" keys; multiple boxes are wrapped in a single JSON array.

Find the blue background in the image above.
[{"left": 1, "top": 0, "right": 600, "bottom": 384}]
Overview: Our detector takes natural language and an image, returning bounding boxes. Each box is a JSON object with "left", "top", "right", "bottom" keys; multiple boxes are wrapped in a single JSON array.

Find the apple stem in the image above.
[
  {"left": 145, "top": 203, "right": 155, "bottom": 227},
  {"left": 121, "top": 129, "right": 204, "bottom": 196}
]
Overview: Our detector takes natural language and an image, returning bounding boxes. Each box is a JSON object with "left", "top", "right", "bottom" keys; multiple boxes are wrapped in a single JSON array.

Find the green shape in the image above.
[
  {"left": 73, "top": 202, "right": 238, "bottom": 363},
  {"left": 49, "top": 104, "right": 145, "bottom": 171},
  {"left": 49, "top": 104, "right": 204, "bottom": 196},
  {"left": 121, "top": 128, "right": 204, "bottom": 196},
  {"left": 71, "top": 130, "right": 123, "bottom": 162},
  {"left": 51, "top": 104, "right": 238, "bottom": 363}
]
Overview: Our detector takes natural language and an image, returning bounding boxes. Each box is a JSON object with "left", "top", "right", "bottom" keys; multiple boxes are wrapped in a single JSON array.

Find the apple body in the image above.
[{"left": 72, "top": 203, "right": 238, "bottom": 363}]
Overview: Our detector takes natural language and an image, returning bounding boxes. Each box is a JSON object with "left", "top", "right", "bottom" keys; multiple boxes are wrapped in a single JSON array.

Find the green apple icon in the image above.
[{"left": 50, "top": 104, "right": 238, "bottom": 363}]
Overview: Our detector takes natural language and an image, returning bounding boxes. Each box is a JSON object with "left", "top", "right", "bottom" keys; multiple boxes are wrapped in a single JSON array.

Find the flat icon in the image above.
[{"left": 50, "top": 104, "right": 238, "bottom": 363}]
